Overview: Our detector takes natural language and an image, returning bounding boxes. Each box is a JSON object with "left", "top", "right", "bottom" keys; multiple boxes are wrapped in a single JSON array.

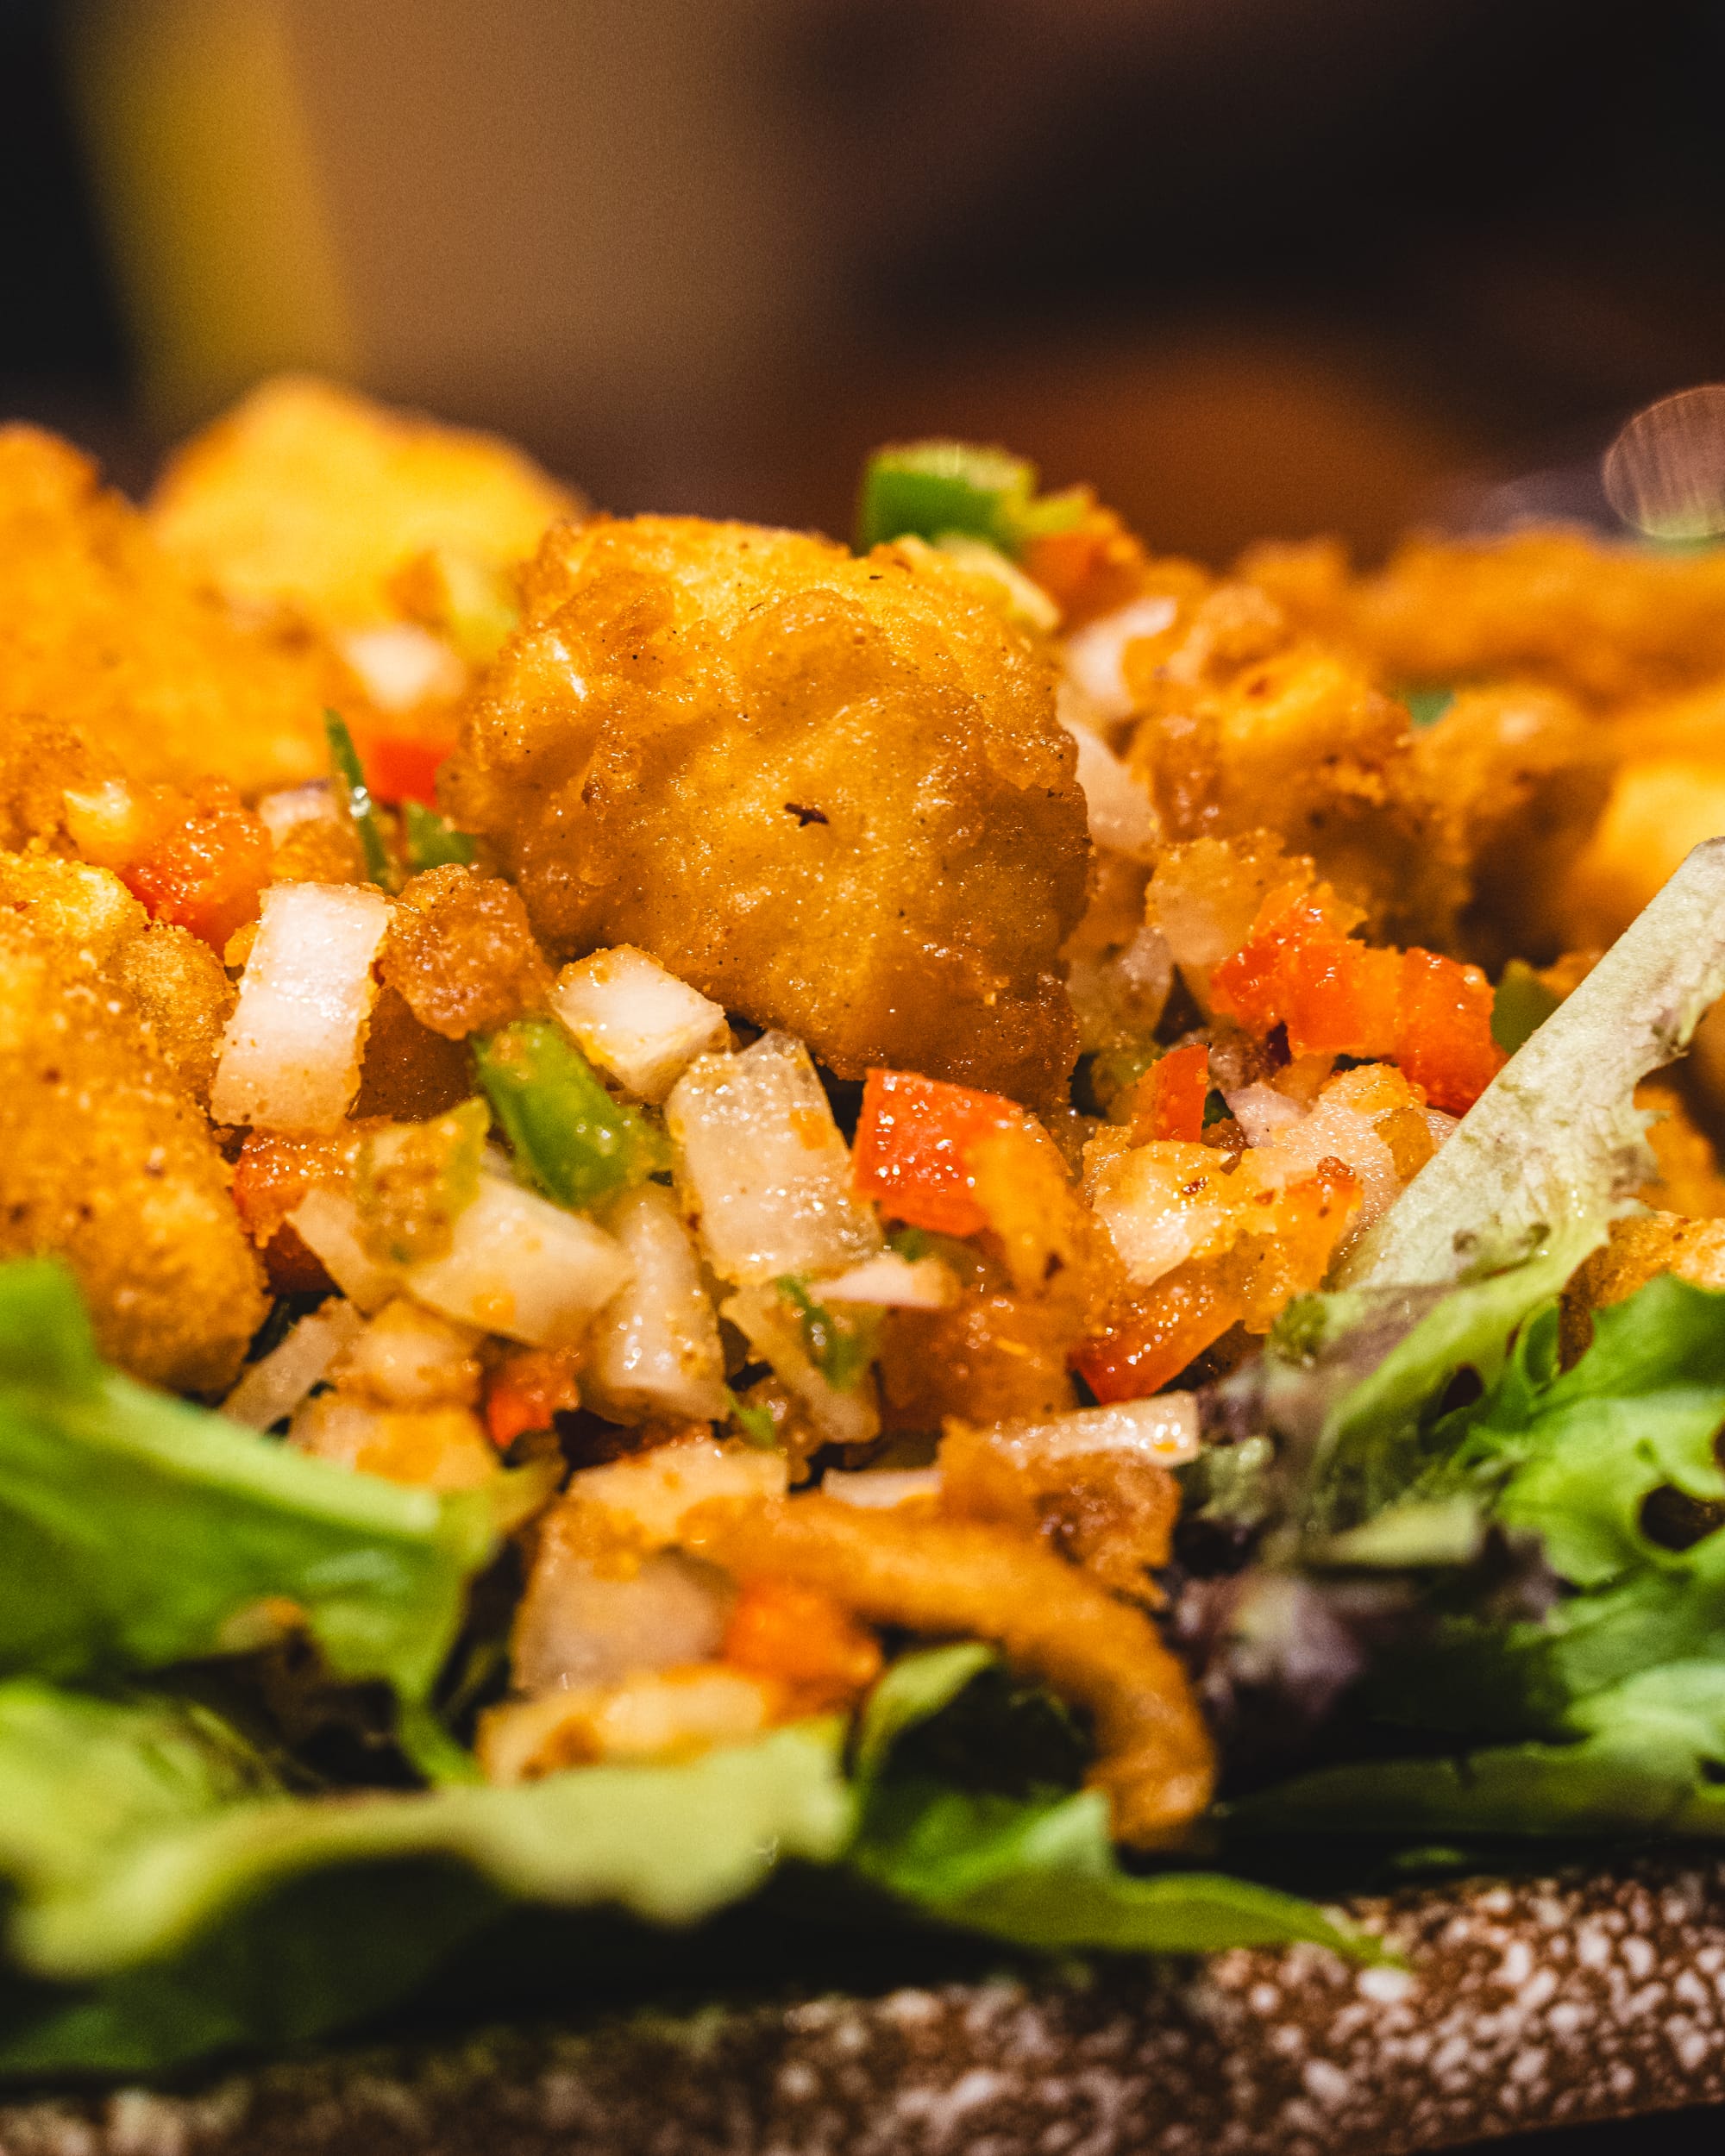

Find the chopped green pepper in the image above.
[
  {"left": 724, "top": 1386, "right": 781, "bottom": 1450},
  {"left": 855, "top": 440, "right": 1087, "bottom": 559},
  {"left": 323, "top": 710, "right": 397, "bottom": 890},
  {"left": 403, "top": 799, "right": 478, "bottom": 874},
  {"left": 1491, "top": 959, "right": 1564, "bottom": 1055},
  {"left": 775, "top": 1275, "right": 881, "bottom": 1393},
  {"left": 1398, "top": 685, "right": 1457, "bottom": 730},
  {"left": 474, "top": 1018, "right": 667, "bottom": 1213}
]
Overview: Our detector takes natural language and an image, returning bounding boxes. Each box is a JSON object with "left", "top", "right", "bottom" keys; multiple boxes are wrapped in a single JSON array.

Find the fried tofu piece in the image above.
[
  {"left": 148, "top": 376, "right": 577, "bottom": 634},
  {"left": 1120, "top": 583, "right": 1458, "bottom": 943},
  {"left": 444, "top": 517, "right": 1090, "bottom": 1104},
  {"left": 0, "top": 912, "right": 267, "bottom": 1392},
  {"left": 0, "top": 426, "right": 348, "bottom": 796},
  {"left": 1243, "top": 528, "right": 1725, "bottom": 710}
]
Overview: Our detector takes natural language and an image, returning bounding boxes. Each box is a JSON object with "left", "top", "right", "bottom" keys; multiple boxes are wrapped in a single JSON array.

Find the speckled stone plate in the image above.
[{"left": 6, "top": 1855, "right": 1725, "bottom": 2156}]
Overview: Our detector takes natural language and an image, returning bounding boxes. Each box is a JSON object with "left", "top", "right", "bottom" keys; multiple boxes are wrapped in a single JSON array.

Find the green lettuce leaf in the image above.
[
  {"left": 851, "top": 1777, "right": 1376, "bottom": 1959},
  {"left": 0, "top": 1684, "right": 852, "bottom": 1984},
  {"left": 0, "top": 1260, "right": 501, "bottom": 1705},
  {"left": 1339, "top": 837, "right": 1725, "bottom": 1289}
]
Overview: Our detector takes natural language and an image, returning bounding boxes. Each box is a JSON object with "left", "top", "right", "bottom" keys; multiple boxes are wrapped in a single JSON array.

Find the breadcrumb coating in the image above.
[
  {"left": 443, "top": 516, "right": 1089, "bottom": 1103},
  {"left": 0, "top": 426, "right": 353, "bottom": 796},
  {"left": 0, "top": 912, "right": 267, "bottom": 1391},
  {"left": 149, "top": 375, "right": 577, "bottom": 632}
]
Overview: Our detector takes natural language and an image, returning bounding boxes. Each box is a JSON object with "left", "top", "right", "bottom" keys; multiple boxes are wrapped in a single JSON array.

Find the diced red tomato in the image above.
[
  {"left": 1210, "top": 881, "right": 1504, "bottom": 1114},
  {"left": 1076, "top": 1266, "right": 1239, "bottom": 1403},
  {"left": 119, "top": 783, "right": 273, "bottom": 950},
  {"left": 722, "top": 1577, "right": 883, "bottom": 1708},
  {"left": 484, "top": 1346, "right": 583, "bottom": 1448},
  {"left": 364, "top": 734, "right": 447, "bottom": 809},
  {"left": 851, "top": 1068, "right": 1024, "bottom": 1237},
  {"left": 1393, "top": 947, "right": 1503, "bottom": 1115},
  {"left": 1126, "top": 1042, "right": 1209, "bottom": 1144}
]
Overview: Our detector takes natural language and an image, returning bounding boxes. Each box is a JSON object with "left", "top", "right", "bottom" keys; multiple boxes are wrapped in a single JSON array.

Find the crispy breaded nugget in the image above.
[
  {"left": 1243, "top": 529, "right": 1725, "bottom": 709},
  {"left": 0, "top": 713, "right": 100, "bottom": 851},
  {"left": 0, "top": 426, "right": 348, "bottom": 797},
  {"left": 444, "top": 517, "right": 1090, "bottom": 1103},
  {"left": 0, "top": 912, "right": 267, "bottom": 1392},
  {"left": 1560, "top": 1209, "right": 1725, "bottom": 1366},
  {"left": 149, "top": 376, "right": 577, "bottom": 633},
  {"left": 683, "top": 1492, "right": 1214, "bottom": 1845},
  {"left": 1120, "top": 582, "right": 1458, "bottom": 944}
]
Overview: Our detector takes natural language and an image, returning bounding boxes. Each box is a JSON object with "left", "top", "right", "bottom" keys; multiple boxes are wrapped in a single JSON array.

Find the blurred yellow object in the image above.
[
  {"left": 1565, "top": 760, "right": 1725, "bottom": 949},
  {"left": 149, "top": 376, "right": 578, "bottom": 633},
  {"left": 72, "top": 0, "right": 356, "bottom": 428}
]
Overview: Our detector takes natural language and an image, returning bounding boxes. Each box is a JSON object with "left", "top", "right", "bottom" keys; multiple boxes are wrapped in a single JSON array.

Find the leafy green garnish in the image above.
[
  {"left": 323, "top": 710, "right": 397, "bottom": 891},
  {"left": 402, "top": 799, "right": 477, "bottom": 874},
  {"left": 474, "top": 1018, "right": 667, "bottom": 1213},
  {"left": 1490, "top": 959, "right": 1563, "bottom": 1055},
  {"left": 855, "top": 441, "right": 1085, "bottom": 559},
  {"left": 0, "top": 1260, "right": 497, "bottom": 1708},
  {"left": 774, "top": 1275, "right": 879, "bottom": 1392}
]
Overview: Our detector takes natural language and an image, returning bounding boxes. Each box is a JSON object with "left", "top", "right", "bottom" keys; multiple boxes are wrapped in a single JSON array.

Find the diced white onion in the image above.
[
  {"left": 549, "top": 945, "right": 729, "bottom": 1104},
  {"left": 512, "top": 1547, "right": 732, "bottom": 1693},
  {"left": 1226, "top": 1083, "right": 1306, "bottom": 1146},
  {"left": 583, "top": 1184, "right": 727, "bottom": 1425},
  {"left": 1423, "top": 1106, "right": 1459, "bottom": 1151},
  {"left": 256, "top": 782, "right": 338, "bottom": 845},
  {"left": 1088, "top": 1143, "right": 1233, "bottom": 1288},
  {"left": 1253, "top": 1094, "right": 1400, "bottom": 1230},
  {"left": 666, "top": 1031, "right": 881, "bottom": 1284},
  {"left": 819, "top": 1251, "right": 957, "bottom": 1310},
  {"left": 210, "top": 881, "right": 391, "bottom": 1132},
  {"left": 821, "top": 1467, "right": 944, "bottom": 1508},
  {"left": 565, "top": 1437, "right": 788, "bottom": 1546},
  {"left": 402, "top": 1176, "right": 633, "bottom": 1348},
  {"left": 1063, "top": 720, "right": 1160, "bottom": 862},
  {"left": 285, "top": 1186, "right": 398, "bottom": 1312},
  {"left": 1062, "top": 593, "right": 1178, "bottom": 720},
  {"left": 330, "top": 1297, "right": 481, "bottom": 1409},
  {"left": 478, "top": 1666, "right": 777, "bottom": 1782},
  {"left": 975, "top": 1395, "right": 1201, "bottom": 1468},
  {"left": 221, "top": 1298, "right": 366, "bottom": 1431},
  {"left": 339, "top": 624, "right": 465, "bottom": 711}
]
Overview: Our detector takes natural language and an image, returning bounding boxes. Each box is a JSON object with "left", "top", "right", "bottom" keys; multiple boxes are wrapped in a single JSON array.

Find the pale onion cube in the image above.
[
  {"left": 285, "top": 1187, "right": 398, "bottom": 1313},
  {"left": 1065, "top": 722, "right": 1160, "bottom": 862},
  {"left": 666, "top": 1031, "right": 881, "bottom": 1284},
  {"left": 256, "top": 782, "right": 338, "bottom": 846},
  {"left": 221, "top": 1298, "right": 366, "bottom": 1431},
  {"left": 820, "top": 1251, "right": 957, "bottom": 1310},
  {"left": 549, "top": 945, "right": 729, "bottom": 1104},
  {"left": 583, "top": 1184, "right": 727, "bottom": 1425},
  {"left": 566, "top": 1436, "right": 789, "bottom": 1546},
  {"left": 976, "top": 1395, "right": 1201, "bottom": 1468},
  {"left": 478, "top": 1666, "right": 778, "bottom": 1783},
  {"left": 339, "top": 624, "right": 465, "bottom": 711},
  {"left": 821, "top": 1467, "right": 944, "bottom": 1508},
  {"left": 1062, "top": 593, "right": 1178, "bottom": 720},
  {"left": 210, "top": 882, "right": 391, "bottom": 1133},
  {"left": 511, "top": 1546, "right": 731, "bottom": 1693},
  {"left": 401, "top": 1175, "right": 633, "bottom": 1347}
]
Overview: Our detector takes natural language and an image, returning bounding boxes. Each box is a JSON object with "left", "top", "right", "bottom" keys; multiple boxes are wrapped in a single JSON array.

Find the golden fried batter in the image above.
[
  {"left": 683, "top": 1492, "right": 1214, "bottom": 1845},
  {"left": 444, "top": 517, "right": 1090, "bottom": 1103},
  {"left": 0, "top": 426, "right": 350, "bottom": 796},
  {"left": 149, "top": 376, "right": 577, "bottom": 634},
  {"left": 116, "top": 924, "right": 235, "bottom": 1107},
  {"left": 1120, "top": 581, "right": 1458, "bottom": 944},
  {"left": 0, "top": 912, "right": 267, "bottom": 1391},
  {"left": 380, "top": 865, "right": 551, "bottom": 1039},
  {"left": 1243, "top": 529, "right": 1725, "bottom": 710}
]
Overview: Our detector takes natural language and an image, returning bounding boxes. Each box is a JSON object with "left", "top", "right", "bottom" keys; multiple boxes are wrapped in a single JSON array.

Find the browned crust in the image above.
[{"left": 9, "top": 1854, "right": 1725, "bottom": 2154}]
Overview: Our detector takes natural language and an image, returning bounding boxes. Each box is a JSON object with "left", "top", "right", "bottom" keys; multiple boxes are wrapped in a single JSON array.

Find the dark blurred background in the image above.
[{"left": 5, "top": 0, "right": 1725, "bottom": 559}]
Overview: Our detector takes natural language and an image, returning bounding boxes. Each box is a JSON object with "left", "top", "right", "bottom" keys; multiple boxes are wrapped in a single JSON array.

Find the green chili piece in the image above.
[
  {"left": 323, "top": 710, "right": 397, "bottom": 890},
  {"left": 1491, "top": 959, "right": 1564, "bottom": 1056},
  {"left": 474, "top": 1018, "right": 666, "bottom": 1213},
  {"left": 724, "top": 1386, "right": 781, "bottom": 1450},
  {"left": 403, "top": 799, "right": 478, "bottom": 874},
  {"left": 775, "top": 1275, "right": 880, "bottom": 1393}
]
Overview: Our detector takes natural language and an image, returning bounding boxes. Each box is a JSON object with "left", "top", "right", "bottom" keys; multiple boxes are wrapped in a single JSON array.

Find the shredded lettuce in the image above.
[
  {"left": 0, "top": 1259, "right": 500, "bottom": 1705},
  {"left": 1339, "top": 838, "right": 1725, "bottom": 1289}
]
